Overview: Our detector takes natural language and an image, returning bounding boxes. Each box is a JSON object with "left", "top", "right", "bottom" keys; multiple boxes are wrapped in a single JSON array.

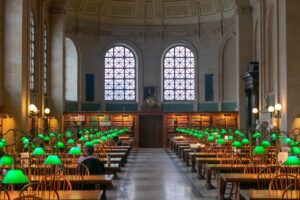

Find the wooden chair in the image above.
[
  {"left": 43, "top": 174, "right": 72, "bottom": 191},
  {"left": 19, "top": 182, "right": 59, "bottom": 200},
  {"left": 257, "top": 165, "right": 280, "bottom": 189},
  {"left": 269, "top": 174, "right": 298, "bottom": 190},
  {"left": 0, "top": 184, "right": 10, "bottom": 200},
  {"left": 281, "top": 181, "right": 300, "bottom": 200}
]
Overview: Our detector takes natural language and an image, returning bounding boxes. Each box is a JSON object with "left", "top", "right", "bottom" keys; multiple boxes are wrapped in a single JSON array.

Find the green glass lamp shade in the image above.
[
  {"left": 22, "top": 138, "right": 29, "bottom": 145},
  {"left": 44, "top": 136, "right": 50, "bottom": 141},
  {"left": 204, "top": 131, "right": 209, "bottom": 135},
  {"left": 221, "top": 129, "right": 227, "bottom": 134},
  {"left": 206, "top": 136, "right": 214, "bottom": 141},
  {"left": 49, "top": 132, "right": 56, "bottom": 137},
  {"left": 92, "top": 139, "right": 100, "bottom": 144},
  {"left": 271, "top": 133, "right": 277, "bottom": 140},
  {"left": 38, "top": 134, "right": 44, "bottom": 139},
  {"left": 67, "top": 139, "right": 75, "bottom": 145},
  {"left": 100, "top": 136, "right": 107, "bottom": 141},
  {"left": 96, "top": 132, "right": 102, "bottom": 137},
  {"left": 216, "top": 134, "right": 222, "bottom": 139},
  {"left": 239, "top": 133, "right": 245, "bottom": 137},
  {"left": 234, "top": 130, "right": 240, "bottom": 135},
  {"left": 57, "top": 134, "right": 62, "bottom": 138},
  {"left": 198, "top": 134, "right": 204, "bottom": 139},
  {"left": 65, "top": 131, "right": 72, "bottom": 137},
  {"left": 284, "top": 138, "right": 292, "bottom": 144},
  {"left": 217, "top": 138, "right": 226, "bottom": 145},
  {"left": 289, "top": 147, "right": 300, "bottom": 155},
  {"left": 79, "top": 136, "right": 87, "bottom": 141},
  {"left": 261, "top": 141, "right": 271, "bottom": 147},
  {"left": 84, "top": 141, "right": 94, "bottom": 147},
  {"left": 32, "top": 147, "right": 46, "bottom": 156},
  {"left": 0, "top": 155, "right": 14, "bottom": 166},
  {"left": 68, "top": 147, "right": 82, "bottom": 155},
  {"left": 232, "top": 141, "right": 242, "bottom": 148},
  {"left": 228, "top": 136, "right": 234, "bottom": 141},
  {"left": 56, "top": 142, "right": 65, "bottom": 149},
  {"left": 89, "top": 134, "right": 94, "bottom": 139},
  {"left": 284, "top": 156, "right": 300, "bottom": 166},
  {"left": 44, "top": 155, "right": 62, "bottom": 165},
  {"left": 0, "top": 142, "right": 5, "bottom": 148},
  {"left": 241, "top": 138, "right": 250, "bottom": 145},
  {"left": 253, "top": 132, "right": 261, "bottom": 139},
  {"left": 79, "top": 130, "right": 83, "bottom": 135},
  {"left": 193, "top": 133, "right": 198, "bottom": 137},
  {"left": 2, "top": 169, "right": 28, "bottom": 184},
  {"left": 252, "top": 146, "right": 266, "bottom": 154},
  {"left": 1, "top": 139, "right": 6, "bottom": 144}
]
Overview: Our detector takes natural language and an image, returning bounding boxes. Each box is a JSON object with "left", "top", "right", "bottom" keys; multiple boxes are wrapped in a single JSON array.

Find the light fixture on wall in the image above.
[
  {"left": 29, "top": 104, "right": 39, "bottom": 136},
  {"left": 44, "top": 108, "right": 51, "bottom": 132}
]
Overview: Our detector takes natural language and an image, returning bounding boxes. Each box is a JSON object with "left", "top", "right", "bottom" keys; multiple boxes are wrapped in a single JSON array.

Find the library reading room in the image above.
[{"left": 1, "top": 0, "right": 300, "bottom": 199}]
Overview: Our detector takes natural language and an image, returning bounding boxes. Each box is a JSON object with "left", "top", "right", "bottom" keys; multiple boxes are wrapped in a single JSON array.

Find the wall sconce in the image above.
[
  {"left": 252, "top": 108, "right": 259, "bottom": 114},
  {"left": 29, "top": 104, "right": 39, "bottom": 136}
]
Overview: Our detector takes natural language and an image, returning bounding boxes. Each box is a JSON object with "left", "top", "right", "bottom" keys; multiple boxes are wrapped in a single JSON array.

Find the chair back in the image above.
[
  {"left": 0, "top": 184, "right": 10, "bottom": 200},
  {"left": 281, "top": 181, "right": 300, "bottom": 200},
  {"left": 19, "top": 182, "right": 59, "bottom": 200},
  {"left": 269, "top": 174, "right": 298, "bottom": 190},
  {"left": 43, "top": 174, "right": 72, "bottom": 191}
]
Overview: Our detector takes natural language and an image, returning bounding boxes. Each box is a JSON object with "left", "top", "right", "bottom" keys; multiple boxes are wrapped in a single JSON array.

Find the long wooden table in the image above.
[
  {"left": 9, "top": 190, "right": 103, "bottom": 200},
  {"left": 240, "top": 189, "right": 300, "bottom": 200}
]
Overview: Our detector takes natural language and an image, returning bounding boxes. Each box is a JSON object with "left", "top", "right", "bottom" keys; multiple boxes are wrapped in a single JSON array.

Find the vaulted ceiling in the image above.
[{"left": 66, "top": 0, "right": 235, "bottom": 26}]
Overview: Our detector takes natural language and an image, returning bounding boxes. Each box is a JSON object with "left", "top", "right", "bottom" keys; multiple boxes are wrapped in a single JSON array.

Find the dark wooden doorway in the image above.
[{"left": 139, "top": 115, "right": 163, "bottom": 148}]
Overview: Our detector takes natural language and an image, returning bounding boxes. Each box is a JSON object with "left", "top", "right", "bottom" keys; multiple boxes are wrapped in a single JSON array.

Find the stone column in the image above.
[
  {"left": 235, "top": 0, "right": 253, "bottom": 130},
  {"left": 278, "top": 0, "right": 300, "bottom": 131},
  {"left": 49, "top": 1, "right": 66, "bottom": 129},
  {"left": 3, "top": 0, "right": 30, "bottom": 135}
]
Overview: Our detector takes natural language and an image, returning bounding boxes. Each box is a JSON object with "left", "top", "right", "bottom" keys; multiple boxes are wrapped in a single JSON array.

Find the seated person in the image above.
[{"left": 77, "top": 144, "right": 105, "bottom": 175}]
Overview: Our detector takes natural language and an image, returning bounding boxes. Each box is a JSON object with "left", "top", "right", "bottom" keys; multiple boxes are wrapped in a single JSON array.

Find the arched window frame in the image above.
[
  {"left": 29, "top": 9, "right": 35, "bottom": 91},
  {"left": 64, "top": 37, "right": 78, "bottom": 101},
  {"left": 162, "top": 44, "right": 196, "bottom": 101},
  {"left": 104, "top": 45, "right": 137, "bottom": 101}
]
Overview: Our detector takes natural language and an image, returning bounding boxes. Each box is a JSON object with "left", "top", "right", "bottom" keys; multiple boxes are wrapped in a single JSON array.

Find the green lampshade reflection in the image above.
[
  {"left": 32, "top": 147, "right": 46, "bottom": 156},
  {"left": 252, "top": 146, "right": 266, "bottom": 154},
  {"left": 0, "top": 155, "right": 14, "bottom": 166},
  {"left": 2, "top": 169, "right": 28, "bottom": 184},
  {"left": 68, "top": 147, "right": 82, "bottom": 155},
  {"left": 232, "top": 141, "right": 242, "bottom": 148},
  {"left": 241, "top": 138, "right": 250, "bottom": 145},
  {"left": 57, "top": 142, "right": 65, "bottom": 149},
  {"left": 67, "top": 139, "right": 75, "bottom": 145},
  {"left": 228, "top": 136, "right": 234, "bottom": 141},
  {"left": 261, "top": 141, "right": 271, "bottom": 147},
  {"left": 44, "top": 155, "right": 62, "bottom": 165},
  {"left": 217, "top": 138, "right": 226, "bottom": 145},
  {"left": 284, "top": 155, "right": 300, "bottom": 166}
]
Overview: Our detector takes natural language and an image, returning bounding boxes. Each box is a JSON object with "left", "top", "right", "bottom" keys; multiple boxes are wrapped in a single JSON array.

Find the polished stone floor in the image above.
[{"left": 107, "top": 148, "right": 217, "bottom": 200}]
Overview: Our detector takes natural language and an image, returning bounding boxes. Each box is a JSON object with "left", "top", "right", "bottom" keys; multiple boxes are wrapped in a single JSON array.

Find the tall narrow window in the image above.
[
  {"left": 29, "top": 10, "right": 35, "bottom": 91},
  {"left": 65, "top": 38, "right": 78, "bottom": 101},
  {"left": 43, "top": 25, "right": 47, "bottom": 95},
  {"left": 104, "top": 45, "right": 136, "bottom": 101},
  {"left": 163, "top": 45, "right": 195, "bottom": 100}
]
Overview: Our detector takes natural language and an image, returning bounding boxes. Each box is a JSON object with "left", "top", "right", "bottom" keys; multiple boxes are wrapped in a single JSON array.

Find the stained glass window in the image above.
[
  {"left": 104, "top": 46, "right": 136, "bottom": 101},
  {"left": 43, "top": 25, "right": 47, "bottom": 95},
  {"left": 29, "top": 10, "right": 35, "bottom": 91},
  {"left": 163, "top": 45, "right": 195, "bottom": 100}
]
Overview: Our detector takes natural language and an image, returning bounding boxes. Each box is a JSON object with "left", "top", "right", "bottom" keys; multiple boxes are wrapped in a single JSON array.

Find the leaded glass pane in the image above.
[
  {"left": 29, "top": 10, "right": 35, "bottom": 91},
  {"left": 104, "top": 45, "right": 136, "bottom": 100},
  {"left": 163, "top": 45, "right": 195, "bottom": 100}
]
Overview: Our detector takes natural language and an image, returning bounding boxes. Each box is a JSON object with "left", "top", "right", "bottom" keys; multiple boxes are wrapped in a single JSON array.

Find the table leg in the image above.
[
  {"left": 196, "top": 161, "right": 205, "bottom": 179},
  {"left": 191, "top": 156, "right": 196, "bottom": 172},
  {"left": 205, "top": 166, "right": 215, "bottom": 189},
  {"left": 217, "top": 175, "right": 226, "bottom": 200}
]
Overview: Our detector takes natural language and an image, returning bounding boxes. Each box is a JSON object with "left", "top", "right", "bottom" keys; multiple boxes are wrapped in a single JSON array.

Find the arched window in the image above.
[
  {"left": 104, "top": 45, "right": 136, "bottom": 101},
  {"left": 65, "top": 37, "right": 78, "bottom": 101},
  {"left": 43, "top": 25, "right": 47, "bottom": 95},
  {"left": 29, "top": 10, "right": 35, "bottom": 91},
  {"left": 163, "top": 45, "right": 195, "bottom": 100}
]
